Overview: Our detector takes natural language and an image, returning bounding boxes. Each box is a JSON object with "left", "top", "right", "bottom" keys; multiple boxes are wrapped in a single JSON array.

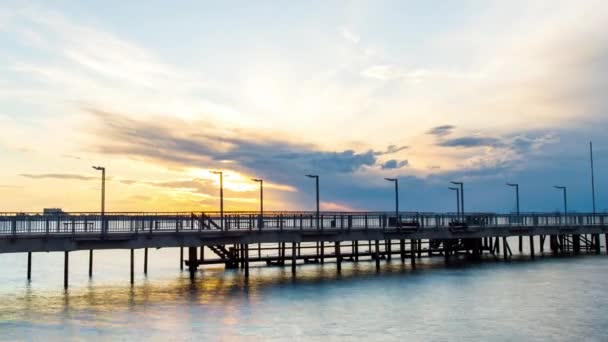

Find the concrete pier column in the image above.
[
  {"left": 386, "top": 240, "right": 391, "bottom": 261},
  {"left": 375, "top": 240, "right": 380, "bottom": 270},
  {"left": 180, "top": 247, "right": 184, "bottom": 270},
  {"left": 540, "top": 236, "right": 545, "bottom": 253},
  {"left": 502, "top": 237, "right": 508, "bottom": 260},
  {"left": 410, "top": 239, "right": 416, "bottom": 267},
  {"left": 400, "top": 239, "right": 405, "bottom": 262},
  {"left": 550, "top": 235, "right": 558, "bottom": 254},
  {"left": 244, "top": 244, "right": 249, "bottom": 278},
  {"left": 200, "top": 246, "right": 205, "bottom": 263},
  {"left": 143, "top": 248, "right": 148, "bottom": 275},
  {"left": 335, "top": 241, "right": 341, "bottom": 272},
  {"left": 27, "top": 252, "right": 32, "bottom": 281},
  {"left": 530, "top": 235, "right": 535, "bottom": 259},
  {"left": 291, "top": 242, "right": 296, "bottom": 275},
  {"left": 354, "top": 241, "right": 359, "bottom": 262},
  {"left": 64, "top": 251, "right": 69, "bottom": 289},
  {"left": 573, "top": 234, "right": 581, "bottom": 255},
  {"left": 88, "top": 250, "right": 93, "bottom": 277},
  {"left": 281, "top": 242, "right": 287, "bottom": 266},
  {"left": 188, "top": 247, "right": 197, "bottom": 280},
  {"left": 519, "top": 236, "right": 523, "bottom": 253},
  {"left": 320, "top": 241, "right": 325, "bottom": 264},
  {"left": 418, "top": 240, "right": 422, "bottom": 258},
  {"left": 130, "top": 249, "right": 135, "bottom": 285}
]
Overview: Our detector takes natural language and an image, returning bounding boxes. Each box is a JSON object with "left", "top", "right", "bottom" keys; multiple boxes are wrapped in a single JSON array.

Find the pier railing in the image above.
[{"left": 0, "top": 211, "right": 606, "bottom": 238}]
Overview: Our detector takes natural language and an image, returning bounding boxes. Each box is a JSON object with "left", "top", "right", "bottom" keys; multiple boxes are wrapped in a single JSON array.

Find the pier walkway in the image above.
[{"left": 1, "top": 211, "right": 607, "bottom": 287}]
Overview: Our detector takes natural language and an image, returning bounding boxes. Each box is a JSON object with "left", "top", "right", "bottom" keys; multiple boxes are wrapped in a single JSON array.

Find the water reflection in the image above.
[{"left": 1, "top": 252, "right": 607, "bottom": 340}]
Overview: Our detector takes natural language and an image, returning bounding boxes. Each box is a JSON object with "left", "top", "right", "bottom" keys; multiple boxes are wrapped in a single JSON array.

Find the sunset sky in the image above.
[{"left": 1, "top": 1, "right": 608, "bottom": 213}]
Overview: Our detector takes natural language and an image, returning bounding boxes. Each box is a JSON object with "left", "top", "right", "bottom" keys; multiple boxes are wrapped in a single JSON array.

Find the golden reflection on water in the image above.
[
  {"left": 1, "top": 254, "right": 606, "bottom": 340},
  {"left": 0, "top": 260, "right": 424, "bottom": 325}
]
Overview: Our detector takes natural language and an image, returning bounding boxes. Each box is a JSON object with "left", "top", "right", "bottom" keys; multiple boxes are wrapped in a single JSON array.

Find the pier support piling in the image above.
[
  {"left": 410, "top": 239, "right": 416, "bottom": 267},
  {"left": 519, "top": 236, "right": 523, "bottom": 253},
  {"left": 188, "top": 247, "right": 197, "bottom": 280},
  {"left": 573, "top": 234, "right": 581, "bottom": 255},
  {"left": 88, "top": 250, "right": 93, "bottom": 277},
  {"left": 63, "top": 251, "right": 69, "bottom": 289},
  {"left": 130, "top": 249, "right": 134, "bottom": 285},
  {"left": 335, "top": 241, "right": 341, "bottom": 272},
  {"left": 375, "top": 240, "right": 380, "bottom": 271},
  {"left": 530, "top": 235, "right": 535, "bottom": 259},
  {"left": 180, "top": 247, "right": 184, "bottom": 271},
  {"left": 400, "top": 239, "right": 405, "bottom": 262},
  {"left": 320, "top": 241, "right": 325, "bottom": 264},
  {"left": 244, "top": 244, "right": 249, "bottom": 278},
  {"left": 143, "top": 248, "right": 148, "bottom": 275},
  {"left": 27, "top": 252, "right": 31, "bottom": 281},
  {"left": 291, "top": 242, "right": 296, "bottom": 275}
]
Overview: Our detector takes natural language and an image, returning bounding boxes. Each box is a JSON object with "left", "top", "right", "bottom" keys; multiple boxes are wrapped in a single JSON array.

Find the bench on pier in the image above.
[{"left": 449, "top": 221, "right": 468, "bottom": 232}]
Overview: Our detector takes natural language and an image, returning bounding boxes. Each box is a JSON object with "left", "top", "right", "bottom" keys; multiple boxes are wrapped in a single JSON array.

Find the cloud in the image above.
[
  {"left": 361, "top": 65, "right": 397, "bottom": 81},
  {"left": 373, "top": 144, "right": 409, "bottom": 155},
  {"left": 427, "top": 125, "right": 455, "bottom": 137},
  {"left": 341, "top": 28, "right": 360, "bottom": 44},
  {"left": 381, "top": 159, "right": 409, "bottom": 169},
  {"left": 438, "top": 136, "right": 503, "bottom": 148},
  {"left": 20, "top": 173, "right": 96, "bottom": 180},
  {"left": 88, "top": 109, "right": 398, "bottom": 177}
]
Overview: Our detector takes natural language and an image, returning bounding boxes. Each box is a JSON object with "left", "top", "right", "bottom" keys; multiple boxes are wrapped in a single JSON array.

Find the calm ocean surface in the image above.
[{"left": 1, "top": 239, "right": 607, "bottom": 341}]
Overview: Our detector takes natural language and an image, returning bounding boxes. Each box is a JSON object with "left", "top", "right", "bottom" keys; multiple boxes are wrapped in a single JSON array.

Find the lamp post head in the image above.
[
  {"left": 251, "top": 178, "right": 262, "bottom": 183},
  {"left": 306, "top": 174, "right": 318, "bottom": 179},
  {"left": 448, "top": 187, "right": 459, "bottom": 191},
  {"left": 450, "top": 181, "right": 463, "bottom": 185},
  {"left": 554, "top": 185, "right": 566, "bottom": 190},
  {"left": 209, "top": 170, "right": 222, "bottom": 175},
  {"left": 384, "top": 178, "right": 397, "bottom": 182},
  {"left": 92, "top": 166, "right": 105, "bottom": 171},
  {"left": 506, "top": 183, "right": 518, "bottom": 187}
]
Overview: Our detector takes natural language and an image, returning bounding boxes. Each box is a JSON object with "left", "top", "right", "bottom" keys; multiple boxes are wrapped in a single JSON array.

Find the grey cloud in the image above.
[
  {"left": 427, "top": 125, "right": 455, "bottom": 137},
  {"left": 89, "top": 109, "right": 393, "bottom": 175},
  {"left": 20, "top": 173, "right": 97, "bottom": 180},
  {"left": 438, "top": 136, "right": 503, "bottom": 148},
  {"left": 381, "top": 159, "right": 409, "bottom": 169},
  {"left": 374, "top": 144, "right": 409, "bottom": 155}
]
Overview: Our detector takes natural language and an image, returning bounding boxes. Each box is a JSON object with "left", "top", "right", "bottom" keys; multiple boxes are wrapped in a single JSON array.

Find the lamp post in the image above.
[
  {"left": 448, "top": 187, "right": 460, "bottom": 217},
  {"left": 385, "top": 178, "right": 399, "bottom": 227},
  {"left": 252, "top": 178, "right": 263, "bottom": 228},
  {"left": 506, "top": 183, "right": 520, "bottom": 224},
  {"left": 450, "top": 181, "right": 464, "bottom": 221},
  {"left": 590, "top": 142, "right": 596, "bottom": 215},
  {"left": 554, "top": 186, "right": 568, "bottom": 224},
  {"left": 92, "top": 166, "right": 105, "bottom": 233},
  {"left": 306, "top": 175, "right": 319, "bottom": 229},
  {"left": 210, "top": 171, "right": 224, "bottom": 229}
]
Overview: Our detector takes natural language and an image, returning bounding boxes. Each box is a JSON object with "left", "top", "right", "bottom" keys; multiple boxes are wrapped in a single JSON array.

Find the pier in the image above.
[{"left": 1, "top": 211, "right": 607, "bottom": 287}]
